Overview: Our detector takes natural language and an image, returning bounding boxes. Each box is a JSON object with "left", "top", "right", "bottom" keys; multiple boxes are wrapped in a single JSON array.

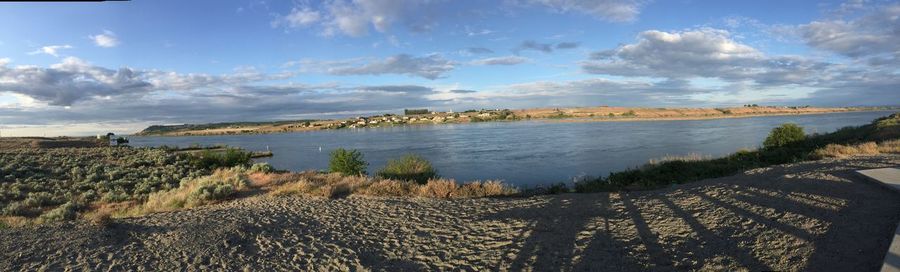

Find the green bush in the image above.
[
  {"left": 764, "top": 123, "right": 806, "bottom": 148},
  {"left": 190, "top": 148, "right": 252, "bottom": 170},
  {"left": 376, "top": 154, "right": 439, "bottom": 184},
  {"left": 249, "top": 162, "right": 275, "bottom": 173},
  {"left": 39, "top": 201, "right": 79, "bottom": 222},
  {"left": 329, "top": 148, "right": 367, "bottom": 175},
  {"left": 0, "top": 147, "right": 207, "bottom": 219}
]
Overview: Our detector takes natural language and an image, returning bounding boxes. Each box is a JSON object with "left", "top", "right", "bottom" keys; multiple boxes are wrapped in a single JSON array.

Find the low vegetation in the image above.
[
  {"left": 0, "top": 148, "right": 207, "bottom": 220},
  {"left": 268, "top": 172, "right": 517, "bottom": 199},
  {"left": 813, "top": 139, "right": 900, "bottom": 158},
  {"left": 574, "top": 113, "right": 900, "bottom": 192},
  {"left": 376, "top": 154, "right": 439, "bottom": 184},
  {"left": 328, "top": 148, "right": 368, "bottom": 175},
  {"left": 0, "top": 144, "right": 516, "bottom": 226},
  {"left": 763, "top": 123, "right": 806, "bottom": 148},
  {"left": 139, "top": 167, "right": 251, "bottom": 213},
  {"left": 189, "top": 148, "right": 252, "bottom": 169},
  {"left": 265, "top": 150, "right": 514, "bottom": 198}
]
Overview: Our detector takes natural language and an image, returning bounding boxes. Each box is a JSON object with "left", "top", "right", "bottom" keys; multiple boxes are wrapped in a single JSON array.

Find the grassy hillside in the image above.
[{"left": 137, "top": 120, "right": 318, "bottom": 136}]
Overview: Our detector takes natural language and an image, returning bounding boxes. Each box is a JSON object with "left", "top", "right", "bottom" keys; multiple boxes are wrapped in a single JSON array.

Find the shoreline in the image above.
[
  {"left": 134, "top": 107, "right": 896, "bottom": 137},
  {"left": 542, "top": 110, "right": 897, "bottom": 124}
]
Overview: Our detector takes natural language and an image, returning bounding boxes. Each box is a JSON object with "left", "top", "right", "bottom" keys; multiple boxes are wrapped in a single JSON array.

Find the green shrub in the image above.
[
  {"left": 190, "top": 148, "right": 252, "bottom": 170},
  {"left": 764, "top": 123, "right": 806, "bottom": 148},
  {"left": 250, "top": 162, "right": 275, "bottom": 173},
  {"left": 328, "top": 148, "right": 367, "bottom": 175},
  {"left": 0, "top": 147, "right": 207, "bottom": 220},
  {"left": 39, "top": 201, "right": 79, "bottom": 222},
  {"left": 376, "top": 154, "right": 439, "bottom": 184},
  {"left": 143, "top": 168, "right": 249, "bottom": 211}
]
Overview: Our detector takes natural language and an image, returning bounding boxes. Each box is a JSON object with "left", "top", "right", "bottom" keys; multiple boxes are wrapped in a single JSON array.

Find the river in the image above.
[{"left": 131, "top": 111, "right": 897, "bottom": 187}]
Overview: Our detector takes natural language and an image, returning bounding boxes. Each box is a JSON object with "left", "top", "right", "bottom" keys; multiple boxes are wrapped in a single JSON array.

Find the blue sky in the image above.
[{"left": 0, "top": 0, "right": 897, "bottom": 136}]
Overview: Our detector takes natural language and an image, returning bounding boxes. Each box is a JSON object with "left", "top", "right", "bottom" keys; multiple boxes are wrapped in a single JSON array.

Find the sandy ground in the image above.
[{"left": 2, "top": 155, "right": 900, "bottom": 271}]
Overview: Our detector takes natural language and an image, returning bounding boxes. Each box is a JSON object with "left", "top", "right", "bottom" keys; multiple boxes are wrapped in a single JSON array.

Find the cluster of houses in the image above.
[
  {"left": 264, "top": 108, "right": 515, "bottom": 131},
  {"left": 338, "top": 113, "right": 466, "bottom": 128}
]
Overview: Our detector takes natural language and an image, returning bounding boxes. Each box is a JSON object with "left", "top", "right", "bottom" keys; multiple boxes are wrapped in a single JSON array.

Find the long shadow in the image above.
[
  {"left": 619, "top": 195, "right": 674, "bottom": 269},
  {"left": 656, "top": 194, "right": 772, "bottom": 270},
  {"left": 683, "top": 165, "right": 900, "bottom": 271},
  {"left": 485, "top": 194, "right": 647, "bottom": 271},
  {"left": 691, "top": 190, "right": 815, "bottom": 242},
  {"left": 797, "top": 170, "right": 900, "bottom": 271}
]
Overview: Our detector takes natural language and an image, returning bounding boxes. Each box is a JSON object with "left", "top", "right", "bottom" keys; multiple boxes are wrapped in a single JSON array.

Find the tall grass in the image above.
[
  {"left": 140, "top": 167, "right": 250, "bottom": 213},
  {"left": 267, "top": 174, "right": 517, "bottom": 199},
  {"left": 376, "top": 154, "right": 438, "bottom": 184},
  {"left": 813, "top": 139, "right": 900, "bottom": 158}
]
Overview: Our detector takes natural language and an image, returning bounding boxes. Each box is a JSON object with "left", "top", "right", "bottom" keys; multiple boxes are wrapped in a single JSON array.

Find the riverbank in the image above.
[
  {"left": 3, "top": 155, "right": 898, "bottom": 270},
  {"left": 135, "top": 106, "right": 892, "bottom": 137},
  {"left": 545, "top": 110, "right": 894, "bottom": 124}
]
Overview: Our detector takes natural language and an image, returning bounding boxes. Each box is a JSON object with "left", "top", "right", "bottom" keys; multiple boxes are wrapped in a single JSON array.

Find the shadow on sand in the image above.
[{"left": 485, "top": 161, "right": 900, "bottom": 271}]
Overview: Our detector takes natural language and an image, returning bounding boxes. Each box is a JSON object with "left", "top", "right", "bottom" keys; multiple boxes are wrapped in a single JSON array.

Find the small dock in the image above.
[{"left": 856, "top": 168, "right": 900, "bottom": 272}]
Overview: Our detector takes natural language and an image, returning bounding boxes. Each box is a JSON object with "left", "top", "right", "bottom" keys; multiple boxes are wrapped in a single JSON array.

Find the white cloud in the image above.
[
  {"left": 470, "top": 56, "right": 528, "bottom": 66},
  {"left": 275, "top": 0, "right": 438, "bottom": 37},
  {"left": 90, "top": 30, "right": 120, "bottom": 48},
  {"left": 273, "top": 7, "right": 321, "bottom": 28},
  {"left": 28, "top": 45, "right": 73, "bottom": 57},
  {"left": 0, "top": 57, "right": 149, "bottom": 105},
  {"left": 513, "top": 0, "right": 645, "bottom": 22},
  {"left": 514, "top": 40, "right": 580, "bottom": 54},
  {"left": 798, "top": 3, "right": 900, "bottom": 58},
  {"left": 323, "top": 54, "right": 456, "bottom": 79},
  {"left": 582, "top": 28, "right": 770, "bottom": 80}
]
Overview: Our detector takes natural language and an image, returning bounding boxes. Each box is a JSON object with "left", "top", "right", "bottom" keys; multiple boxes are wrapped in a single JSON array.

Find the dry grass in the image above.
[
  {"left": 84, "top": 210, "right": 113, "bottom": 226},
  {"left": 0, "top": 216, "right": 29, "bottom": 228},
  {"left": 813, "top": 140, "right": 900, "bottom": 158},
  {"left": 266, "top": 173, "right": 518, "bottom": 199},
  {"left": 418, "top": 179, "right": 458, "bottom": 198},
  {"left": 360, "top": 179, "right": 418, "bottom": 197},
  {"left": 3, "top": 166, "right": 517, "bottom": 227},
  {"left": 648, "top": 153, "right": 713, "bottom": 165},
  {"left": 138, "top": 168, "right": 250, "bottom": 214},
  {"left": 457, "top": 180, "right": 518, "bottom": 197},
  {"left": 879, "top": 139, "right": 900, "bottom": 153}
]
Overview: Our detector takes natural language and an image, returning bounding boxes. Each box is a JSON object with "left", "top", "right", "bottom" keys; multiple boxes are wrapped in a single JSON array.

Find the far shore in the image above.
[
  {"left": 134, "top": 105, "right": 897, "bottom": 137},
  {"left": 542, "top": 110, "right": 896, "bottom": 124}
]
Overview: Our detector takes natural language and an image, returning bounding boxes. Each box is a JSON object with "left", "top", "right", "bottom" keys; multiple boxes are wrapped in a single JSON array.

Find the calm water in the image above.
[{"left": 131, "top": 111, "right": 897, "bottom": 187}]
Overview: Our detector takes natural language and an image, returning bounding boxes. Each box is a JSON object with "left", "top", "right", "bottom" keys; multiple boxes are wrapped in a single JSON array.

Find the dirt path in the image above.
[{"left": 3, "top": 155, "right": 899, "bottom": 271}]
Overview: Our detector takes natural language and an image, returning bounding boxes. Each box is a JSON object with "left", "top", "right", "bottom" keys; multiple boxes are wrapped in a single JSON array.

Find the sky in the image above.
[{"left": 0, "top": 0, "right": 897, "bottom": 136}]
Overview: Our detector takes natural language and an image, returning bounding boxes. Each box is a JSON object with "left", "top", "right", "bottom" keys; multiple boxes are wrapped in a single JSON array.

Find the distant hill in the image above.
[{"left": 136, "top": 120, "right": 317, "bottom": 136}]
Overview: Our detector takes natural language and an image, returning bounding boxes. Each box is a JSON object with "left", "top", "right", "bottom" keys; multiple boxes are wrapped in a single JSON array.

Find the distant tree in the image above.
[{"left": 404, "top": 109, "right": 429, "bottom": 115}]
